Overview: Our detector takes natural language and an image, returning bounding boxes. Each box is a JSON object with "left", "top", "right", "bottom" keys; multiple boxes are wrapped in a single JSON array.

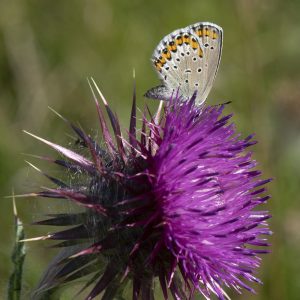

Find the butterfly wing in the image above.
[
  {"left": 190, "top": 22, "right": 223, "bottom": 105},
  {"left": 144, "top": 22, "right": 223, "bottom": 105},
  {"left": 145, "top": 27, "right": 189, "bottom": 101}
]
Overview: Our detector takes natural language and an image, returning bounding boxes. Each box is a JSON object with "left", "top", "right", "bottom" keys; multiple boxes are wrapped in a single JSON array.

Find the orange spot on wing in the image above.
[
  {"left": 162, "top": 52, "right": 171, "bottom": 60},
  {"left": 155, "top": 61, "right": 162, "bottom": 71},
  {"left": 198, "top": 48, "right": 203, "bottom": 58},
  {"left": 204, "top": 29, "right": 210, "bottom": 37},
  {"left": 190, "top": 38, "right": 198, "bottom": 50},
  {"left": 160, "top": 56, "right": 166, "bottom": 64},
  {"left": 176, "top": 36, "right": 183, "bottom": 45},
  {"left": 183, "top": 35, "right": 190, "bottom": 44},
  {"left": 168, "top": 41, "right": 177, "bottom": 52}
]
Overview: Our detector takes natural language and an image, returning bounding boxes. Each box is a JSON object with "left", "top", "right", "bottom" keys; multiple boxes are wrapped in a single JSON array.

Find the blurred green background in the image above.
[{"left": 1, "top": 0, "right": 299, "bottom": 299}]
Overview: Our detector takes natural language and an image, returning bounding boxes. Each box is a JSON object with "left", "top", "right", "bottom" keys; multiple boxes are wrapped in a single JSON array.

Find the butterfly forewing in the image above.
[{"left": 145, "top": 22, "right": 223, "bottom": 105}]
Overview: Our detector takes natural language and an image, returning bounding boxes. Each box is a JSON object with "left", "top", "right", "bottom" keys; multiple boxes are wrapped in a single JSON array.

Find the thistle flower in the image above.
[{"left": 24, "top": 79, "right": 271, "bottom": 300}]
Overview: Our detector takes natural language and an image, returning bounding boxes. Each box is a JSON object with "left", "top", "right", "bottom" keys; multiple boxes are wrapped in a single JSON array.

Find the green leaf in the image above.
[{"left": 7, "top": 195, "right": 26, "bottom": 300}]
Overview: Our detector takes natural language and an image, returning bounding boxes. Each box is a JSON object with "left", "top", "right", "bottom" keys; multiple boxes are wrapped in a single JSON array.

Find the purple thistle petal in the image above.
[
  {"left": 25, "top": 160, "right": 68, "bottom": 188},
  {"left": 90, "top": 78, "right": 126, "bottom": 160},
  {"left": 158, "top": 268, "right": 169, "bottom": 300},
  {"left": 44, "top": 188, "right": 106, "bottom": 214},
  {"left": 49, "top": 225, "right": 92, "bottom": 240},
  {"left": 55, "top": 254, "right": 97, "bottom": 279},
  {"left": 85, "top": 263, "right": 119, "bottom": 300},
  {"left": 129, "top": 77, "right": 137, "bottom": 151},
  {"left": 132, "top": 275, "right": 142, "bottom": 300},
  {"left": 23, "top": 130, "right": 95, "bottom": 172},
  {"left": 88, "top": 78, "right": 116, "bottom": 155},
  {"left": 32, "top": 213, "right": 85, "bottom": 226}
]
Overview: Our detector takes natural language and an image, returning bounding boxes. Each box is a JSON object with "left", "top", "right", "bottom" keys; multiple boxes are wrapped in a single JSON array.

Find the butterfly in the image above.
[{"left": 144, "top": 22, "right": 223, "bottom": 105}]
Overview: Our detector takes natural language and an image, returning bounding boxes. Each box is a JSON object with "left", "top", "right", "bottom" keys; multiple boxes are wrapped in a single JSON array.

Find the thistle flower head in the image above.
[{"left": 25, "top": 80, "right": 271, "bottom": 300}]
